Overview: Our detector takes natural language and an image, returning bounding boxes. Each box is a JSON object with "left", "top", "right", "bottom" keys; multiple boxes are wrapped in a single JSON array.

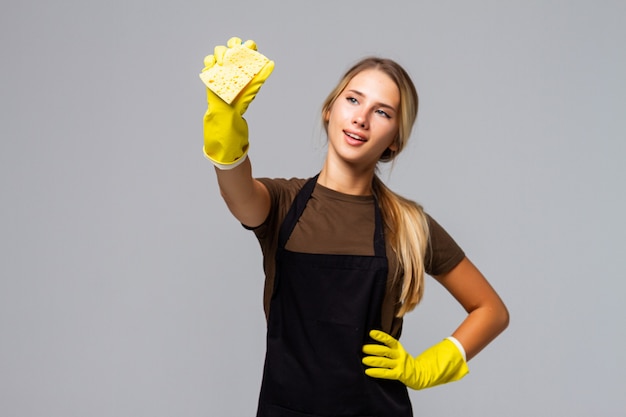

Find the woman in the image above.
[{"left": 201, "top": 37, "right": 509, "bottom": 417}]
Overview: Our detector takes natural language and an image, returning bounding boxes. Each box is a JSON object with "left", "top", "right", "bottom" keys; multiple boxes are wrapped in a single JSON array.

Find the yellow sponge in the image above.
[{"left": 200, "top": 45, "right": 270, "bottom": 104}]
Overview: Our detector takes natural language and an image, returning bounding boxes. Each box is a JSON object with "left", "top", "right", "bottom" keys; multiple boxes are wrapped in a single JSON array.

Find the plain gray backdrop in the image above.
[{"left": 2, "top": 1, "right": 625, "bottom": 416}]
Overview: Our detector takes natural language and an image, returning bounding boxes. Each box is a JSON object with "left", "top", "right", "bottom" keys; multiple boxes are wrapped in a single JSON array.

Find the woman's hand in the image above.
[
  {"left": 362, "top": 330, "right": 469, "bottom": 390},
  {"left": 201, "top": 37, "right": 274, "bottom": 169}
]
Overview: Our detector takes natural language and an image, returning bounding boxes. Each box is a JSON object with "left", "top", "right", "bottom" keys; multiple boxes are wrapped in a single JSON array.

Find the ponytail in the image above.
[{"left": 373, "top": 175, "right": 429, "bottom": 317}]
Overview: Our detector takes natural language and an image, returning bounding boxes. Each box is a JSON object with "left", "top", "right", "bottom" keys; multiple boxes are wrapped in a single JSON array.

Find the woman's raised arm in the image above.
[
  {"left": 214, "top": 157, "right": 270, "bottom": 228},
  {"left": 200, "top": 37, "right": 274, "bottom": 227}
]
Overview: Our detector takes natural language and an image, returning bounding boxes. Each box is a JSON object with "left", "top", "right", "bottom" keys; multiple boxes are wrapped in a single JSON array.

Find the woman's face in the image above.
[{"left": 325, "top": 69, "right": 400, "bottom": 169}]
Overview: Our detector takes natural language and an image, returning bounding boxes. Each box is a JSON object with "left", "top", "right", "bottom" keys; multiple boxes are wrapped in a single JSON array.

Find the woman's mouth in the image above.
[{"left": 344, "top": 131, "right": 367, "bottom": 144}]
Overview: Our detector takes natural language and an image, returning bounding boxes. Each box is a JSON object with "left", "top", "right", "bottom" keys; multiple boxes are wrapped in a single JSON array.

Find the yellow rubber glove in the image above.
[
  {"left": 201, "top": 37, "right": 275, "bottom": 169},
  {"left": 362, "top": 330, "right": 469, "bottom": 390}
]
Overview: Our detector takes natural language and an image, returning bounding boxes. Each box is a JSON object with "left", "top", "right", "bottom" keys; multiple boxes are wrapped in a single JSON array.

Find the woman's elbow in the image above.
[{"left": 495, "top": 301, "right": 510, "bottom": 334}]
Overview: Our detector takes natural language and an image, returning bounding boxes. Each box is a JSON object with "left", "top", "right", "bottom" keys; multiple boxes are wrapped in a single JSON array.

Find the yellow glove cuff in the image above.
[
  {"left": 446, "top": 336, "right": 467, "bottom": 362},
  {"left": 410, "top": 338, "right": 469, "bottom": 390},
  {"left": 203, "top": 149, "right": 248, "bottom": 170}
]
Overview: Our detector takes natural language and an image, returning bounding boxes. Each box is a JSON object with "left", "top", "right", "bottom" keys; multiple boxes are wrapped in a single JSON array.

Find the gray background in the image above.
[{"left": 2, "top": 0, "right": 624, "bottom": 416}]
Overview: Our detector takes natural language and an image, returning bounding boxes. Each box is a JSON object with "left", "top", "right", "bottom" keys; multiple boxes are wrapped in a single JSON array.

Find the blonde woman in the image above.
[{"left": 202, "top": 37, "right": 509, "bottom": 417}]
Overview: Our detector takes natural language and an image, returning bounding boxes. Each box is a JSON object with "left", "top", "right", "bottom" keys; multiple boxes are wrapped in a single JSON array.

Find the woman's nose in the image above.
[{"left": 353, "top": 114, "right": 368, "bottom": 128}]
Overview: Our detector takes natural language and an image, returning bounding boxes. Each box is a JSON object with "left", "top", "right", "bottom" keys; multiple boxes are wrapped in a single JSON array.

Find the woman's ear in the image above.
[
  {"left": 323, "top": 109, "right": 330, "bottom": 123},
  {"left": 388, "top": 136, "right": 399, "bottom": 152}
]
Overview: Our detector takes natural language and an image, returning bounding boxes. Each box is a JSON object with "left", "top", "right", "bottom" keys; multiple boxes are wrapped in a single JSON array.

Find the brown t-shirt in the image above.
[{"left": 246, "top": 177, "right": 465, "bottom": 337}]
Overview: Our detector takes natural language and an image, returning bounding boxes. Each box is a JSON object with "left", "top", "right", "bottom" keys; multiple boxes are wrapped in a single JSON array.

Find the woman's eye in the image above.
[
  {"left": 346, "top": 97, "right": 358, "bottom": 104},
  {"left": 376, "top": 109, "right": 391, "bottom": 118}
]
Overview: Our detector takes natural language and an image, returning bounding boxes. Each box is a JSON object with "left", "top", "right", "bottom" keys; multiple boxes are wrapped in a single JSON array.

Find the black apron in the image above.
[{"left": 256, "top": 176, "right": 413, "bottom": 417}]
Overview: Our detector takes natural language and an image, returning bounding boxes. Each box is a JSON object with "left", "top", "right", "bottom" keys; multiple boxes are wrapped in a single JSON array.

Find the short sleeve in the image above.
[{"left": 424, "top": 214, "right": 466, "bottom": 276}]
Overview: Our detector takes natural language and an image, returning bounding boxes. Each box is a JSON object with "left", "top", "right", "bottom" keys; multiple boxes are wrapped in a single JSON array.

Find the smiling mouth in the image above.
[{"left": 345, "top": 131, "right": 367, "bottom": 142}]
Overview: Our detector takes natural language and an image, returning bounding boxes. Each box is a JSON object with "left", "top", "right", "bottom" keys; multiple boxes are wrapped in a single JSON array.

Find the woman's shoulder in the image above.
[
  {"left": 256, "top": 176, "right": 310, "bottom": 201},
  {"left": 248, "top": 177, "right": 311, "bottom": 236},
  {"left": 257, "top": 176, "right": 309, "bottom": 189}
]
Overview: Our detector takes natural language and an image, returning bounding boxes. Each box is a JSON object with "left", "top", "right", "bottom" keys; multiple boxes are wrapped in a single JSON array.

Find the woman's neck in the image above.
[{"left": 317, "top": 159, "right": 376, "bottom": 196}]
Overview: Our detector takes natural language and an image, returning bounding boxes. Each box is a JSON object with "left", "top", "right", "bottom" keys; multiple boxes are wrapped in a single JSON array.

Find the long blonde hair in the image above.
[{"left": 321, "top": 57, "right": 429, "bottom": 317}]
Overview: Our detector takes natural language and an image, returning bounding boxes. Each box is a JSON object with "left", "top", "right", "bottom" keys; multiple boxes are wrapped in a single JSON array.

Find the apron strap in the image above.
[
  {"left": 372, "top": 193, "right": 386, "bottom": 258},
  {"left": 277, "top": 174, "right": 319, "bottom": 250}
]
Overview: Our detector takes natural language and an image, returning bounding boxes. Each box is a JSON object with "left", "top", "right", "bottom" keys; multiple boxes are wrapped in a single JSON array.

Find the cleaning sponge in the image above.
[{"left": 199, "top": 44, "right": 270, "bottom": 104}]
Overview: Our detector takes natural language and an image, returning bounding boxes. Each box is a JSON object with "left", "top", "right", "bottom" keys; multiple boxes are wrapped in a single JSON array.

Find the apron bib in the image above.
[{"left": 256, "top": 176, "right": 412, "bottom": 417}]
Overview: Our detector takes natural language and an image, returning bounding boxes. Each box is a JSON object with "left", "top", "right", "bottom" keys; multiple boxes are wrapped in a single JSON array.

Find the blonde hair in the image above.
[{"left": 321, "top": 57, "right": 429, "bottom": 317}]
